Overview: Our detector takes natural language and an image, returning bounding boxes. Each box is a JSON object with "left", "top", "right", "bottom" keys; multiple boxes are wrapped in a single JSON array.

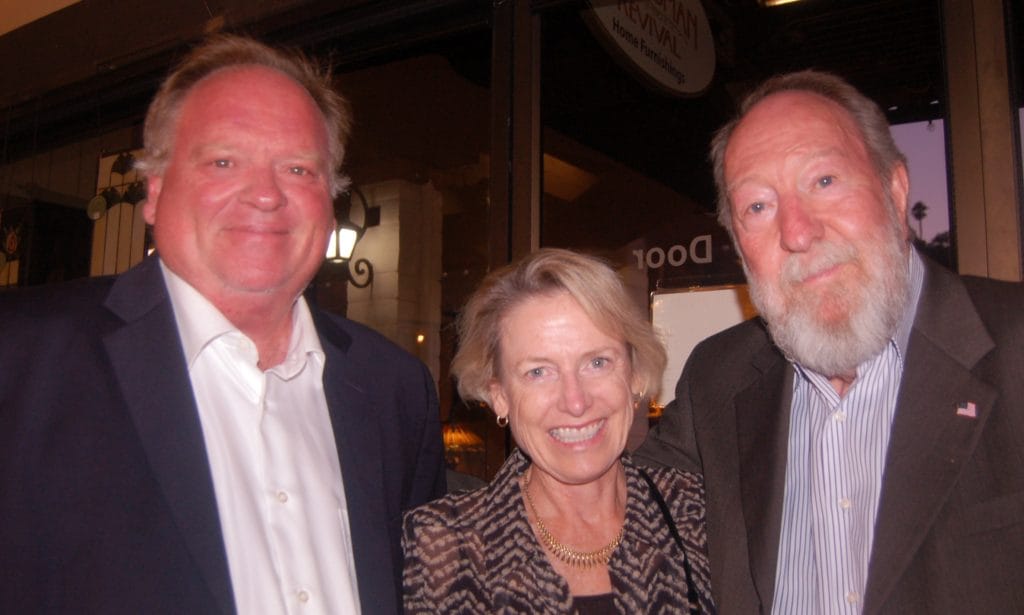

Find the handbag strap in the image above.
[{"left": 637, "top": 467, "right": 702, "bottom": 615}]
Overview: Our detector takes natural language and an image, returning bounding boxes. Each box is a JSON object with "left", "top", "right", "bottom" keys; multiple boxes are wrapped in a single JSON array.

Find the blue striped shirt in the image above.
[{"left": 771, "top": 251, "right": 924, "bottom": 614}]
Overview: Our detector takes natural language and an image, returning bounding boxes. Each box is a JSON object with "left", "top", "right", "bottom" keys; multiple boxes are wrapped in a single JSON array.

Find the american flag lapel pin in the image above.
[{"left": 956, "top": 401, "right": 978, "bottom": 419}]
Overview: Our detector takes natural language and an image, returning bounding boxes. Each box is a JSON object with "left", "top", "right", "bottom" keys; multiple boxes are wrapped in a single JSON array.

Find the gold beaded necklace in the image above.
[{"left": 522, "top": 469, "right": 624, "bottom": 569}]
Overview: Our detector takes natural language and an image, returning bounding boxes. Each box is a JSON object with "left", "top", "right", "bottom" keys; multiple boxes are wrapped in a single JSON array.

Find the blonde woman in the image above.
[{"left": 403, "top": 249, "right": 714, "bottom": 613}]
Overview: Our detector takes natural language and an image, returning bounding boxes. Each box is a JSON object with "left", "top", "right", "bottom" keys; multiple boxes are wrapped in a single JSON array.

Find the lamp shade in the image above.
[{"left": 326, "top": 225, "right": 359, "bottom": 262}]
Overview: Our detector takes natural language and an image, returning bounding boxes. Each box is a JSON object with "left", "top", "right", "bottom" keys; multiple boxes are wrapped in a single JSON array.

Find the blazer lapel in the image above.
[
  {"left": 315, "top": 313, "right": 397, "bottom": 614},
  {"left": 864, "top": 262, "right": 997, "bottom": 614},
  {"left": 102, "top": 257, "right": 235, "bottom": 615},
  {"left": 735, "top": 340, "right": 794, "bottom": 613}
]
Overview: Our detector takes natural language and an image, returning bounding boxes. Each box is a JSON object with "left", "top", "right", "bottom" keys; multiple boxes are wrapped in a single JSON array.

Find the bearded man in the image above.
[{"left": 637, "top": 70, "right": 1024, "bottom": 615}]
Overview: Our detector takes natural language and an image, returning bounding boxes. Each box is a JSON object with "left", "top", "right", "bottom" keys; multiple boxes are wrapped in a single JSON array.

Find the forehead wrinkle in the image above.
[{"left": 725, "top": 113, "right": 863, "bottom": 196}]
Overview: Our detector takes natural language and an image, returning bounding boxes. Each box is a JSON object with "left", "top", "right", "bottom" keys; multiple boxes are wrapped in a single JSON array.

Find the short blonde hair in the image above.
[
  {"left": 452, "top": 248, "right": 667, "bottom": 406},
  {"left": 135, "top": 34, "right": 352, "bottom": 197}
]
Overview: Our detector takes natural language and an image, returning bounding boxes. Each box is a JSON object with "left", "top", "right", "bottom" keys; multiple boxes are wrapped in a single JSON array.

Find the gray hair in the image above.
[{"left": 709, "top": 70, "right": 906, "bottom": 235}]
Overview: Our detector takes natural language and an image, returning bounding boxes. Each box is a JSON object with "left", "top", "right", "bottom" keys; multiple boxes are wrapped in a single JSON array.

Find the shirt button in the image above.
[
  {"left": 276, "top": 491, "right": 289, "bottom": 503},
  {"left": 846, "top": 591, "right": 860, "bottom": 604},
  {"left": 839, "top": 497, "right": 852, "bottom": 509},
  {"left": 832, "top": 411, "right": 847, "bottom": 422},
  {"left": 297, "top": 590, "right": 310, "bottom": 603}
]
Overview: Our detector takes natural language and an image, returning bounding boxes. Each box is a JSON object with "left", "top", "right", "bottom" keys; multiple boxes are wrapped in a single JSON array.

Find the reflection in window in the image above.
[{"left": 891, "top": 120, "right": 953, "bottom": 269}]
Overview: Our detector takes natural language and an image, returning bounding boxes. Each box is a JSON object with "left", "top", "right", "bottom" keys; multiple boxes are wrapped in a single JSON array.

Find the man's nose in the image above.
[
  {"left": 242, "top": 167, "right": 286, "bottom": 210},
  {"left": 777, "top": 194, "right": 823, "bottom": 252}
]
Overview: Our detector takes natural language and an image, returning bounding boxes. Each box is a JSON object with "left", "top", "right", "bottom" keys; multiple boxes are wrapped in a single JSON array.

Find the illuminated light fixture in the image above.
[
  {"left": 759, "top": 0, "right": 801, "bottom": 6},
  {"left": 326, "top": 225, "right": 359, "bottom": 261},
  {"left": 543, "top": 154, "right": 598, "bottom": 202},
  {"left": 325, "top": 186, "right": 380, "bottom": 288},
  {"left": 442, "top": 423, "right": 484, "bottom": 451},
  {"left": 416, "top": 333, "right": 426, "bottom": 344},
  {"left": 441, "top": 422, "right": 485, "bottom": 468}
]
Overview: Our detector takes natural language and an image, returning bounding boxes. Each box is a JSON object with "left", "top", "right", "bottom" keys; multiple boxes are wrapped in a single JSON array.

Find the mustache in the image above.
[{"left": 780, "top": 241, "right": 858, "bottom": 285}]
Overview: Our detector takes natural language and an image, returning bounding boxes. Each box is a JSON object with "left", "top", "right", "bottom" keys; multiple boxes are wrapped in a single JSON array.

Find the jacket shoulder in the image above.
[
  {"left": 402, "top": 486, "right": 497, "bottom": 612},
  {"left": 691, "top": 317, "right": 771, "bottom": 356},
  {"left": 403, "top": 486, "right": 489, "bottom": 532},
  {"left": 638, "top": 464, "right": 706, "bottom": 503},
  {"left": 0, "top": 275, "right": 116, "bottom": 324},
  {"left": 959, "top": 274, "right": 1024, "bottom": 334},
  {"left": 684, "top": 317, "right": 776, "bottom": 381},
  {"left": 0, "top": 276, "right": 120, "bottom": 368},
  {"left": 313, "top": 308, "right": 428, "bottom": 373}
]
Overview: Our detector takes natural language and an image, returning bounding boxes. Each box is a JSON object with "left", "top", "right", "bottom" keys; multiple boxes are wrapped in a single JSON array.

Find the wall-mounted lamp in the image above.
[{"left": 325, "top": 186, "right": 380, "bottom": 288}]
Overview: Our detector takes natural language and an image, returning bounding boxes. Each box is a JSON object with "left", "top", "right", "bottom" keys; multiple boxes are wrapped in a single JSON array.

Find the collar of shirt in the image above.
[{"left": 159, "top": 260, "right": 325, "bottom": 378}]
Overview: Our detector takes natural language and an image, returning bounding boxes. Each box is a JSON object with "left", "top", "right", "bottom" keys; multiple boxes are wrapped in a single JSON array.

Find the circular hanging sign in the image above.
[{"left": 585, "top": 0, "right": 715, "bottom": 96}]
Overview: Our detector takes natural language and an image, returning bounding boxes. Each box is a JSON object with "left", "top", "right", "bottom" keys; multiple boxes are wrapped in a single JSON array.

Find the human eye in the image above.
[
  {"left": 730, "top": 186, "right": 773, "bottom": 221},
  {"left": 582, "top": 355, "right": 617, "bottom": 378},
  {"left": 288, "top": 165, "right": 311, "bottom": 176},
  {"left": 212, "top": 159, "right": 232, "bottom": 168},
  {"left": 815, "top": 174, "right": 835, "bottom": 188},
  {"left": 524, "top": 366, "right": 547, "bottom": 380}
]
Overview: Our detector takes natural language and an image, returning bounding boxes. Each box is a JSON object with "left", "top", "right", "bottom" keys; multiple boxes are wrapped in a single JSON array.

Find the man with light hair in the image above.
[
  {"left": 0, "top": 34, "right": 445, "bottom": 615},
  {"left": 638, "top": 70, "right": 1024, "bottom": 614}
]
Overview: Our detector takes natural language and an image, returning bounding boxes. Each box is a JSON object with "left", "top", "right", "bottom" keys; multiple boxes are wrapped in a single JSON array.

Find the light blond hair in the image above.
[{"left": 452, "top": 248, "right": 667, "bottom": 406}]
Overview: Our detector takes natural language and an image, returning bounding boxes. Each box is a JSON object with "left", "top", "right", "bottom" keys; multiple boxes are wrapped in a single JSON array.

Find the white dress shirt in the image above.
[
  {"left": 162, "top": 263, "right": 361, "bottom": 615},
  {"left": 771, "top": 251, "right": 924, "bottom": 614}
]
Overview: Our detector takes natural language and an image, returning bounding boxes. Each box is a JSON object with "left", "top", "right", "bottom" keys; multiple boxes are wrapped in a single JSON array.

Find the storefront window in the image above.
[
  {"left": 310, "top": 28, "right": 503, "bottom": 480},
  {"left": 892, "top": 119, "right": 953, "bottom": 268},
  {"left": 537, "top": 0, "right": 946, "bottom": 415},
  {"left": 539, "top": 2, "right": 740, "bottom": 292},
  {"left": 539, "top": 0, "right": 946, "bottom": 273},
  {"left": 0, "top": 0, "right": 996, "bottom": 481}
]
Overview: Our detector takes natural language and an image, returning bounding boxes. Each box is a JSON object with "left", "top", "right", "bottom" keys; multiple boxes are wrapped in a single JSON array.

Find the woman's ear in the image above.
[
  {"left": 630, "top": 372, "right": 646, "bottom": 401},
  {"left": 488, "top": 379, "right": 508, "bottom": 419}
]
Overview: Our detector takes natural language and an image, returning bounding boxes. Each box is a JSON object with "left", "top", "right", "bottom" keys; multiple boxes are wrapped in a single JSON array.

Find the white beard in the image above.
[{"left": 744, "top": 212, "right": 911, "bottom": 378}]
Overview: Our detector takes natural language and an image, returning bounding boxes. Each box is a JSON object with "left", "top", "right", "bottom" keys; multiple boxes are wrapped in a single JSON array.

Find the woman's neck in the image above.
[
  {"left": 522, "top": 462, "right": 627, "bottom": 596},
  {"left": 526, "top": 463, "right": 626, "bottom": 524}
]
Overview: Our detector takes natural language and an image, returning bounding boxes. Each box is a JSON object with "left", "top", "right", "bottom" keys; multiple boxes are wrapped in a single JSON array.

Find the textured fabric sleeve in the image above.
[
  {"left": 662, "top": 469, "right": 716, "bottom": 613},
  {"left": 401, "top": 507, "right": 441, "bottom": 614},
  {"left": 401, "top": 502, "right": 483, "bottom": 614}
]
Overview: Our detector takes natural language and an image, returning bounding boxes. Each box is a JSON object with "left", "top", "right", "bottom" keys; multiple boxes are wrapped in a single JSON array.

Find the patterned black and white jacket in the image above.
[{"left": 402, "top": 449, "right": 715, "bottom": 614}]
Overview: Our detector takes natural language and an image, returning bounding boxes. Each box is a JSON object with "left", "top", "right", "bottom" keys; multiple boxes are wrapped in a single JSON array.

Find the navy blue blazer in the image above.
[{"left": 0, "top": 256, "right": 446, "bottom": 614}]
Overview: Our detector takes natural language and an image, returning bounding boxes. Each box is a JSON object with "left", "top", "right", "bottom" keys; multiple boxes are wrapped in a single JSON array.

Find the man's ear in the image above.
[
  {"left": 889, "top": 162, "right": 911, "bottom": 239},
  {"left": 142, "top": 175, "right": 162, "bottom": 225}
]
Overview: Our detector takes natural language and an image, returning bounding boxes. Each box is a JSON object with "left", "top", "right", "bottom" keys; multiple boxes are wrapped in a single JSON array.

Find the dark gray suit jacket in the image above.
[
  {"left": 637, "top": 256, "right": 1024, "bottom": 614},
  {"left": 0, "top": 256, "right": 446, "bottom": 614}
]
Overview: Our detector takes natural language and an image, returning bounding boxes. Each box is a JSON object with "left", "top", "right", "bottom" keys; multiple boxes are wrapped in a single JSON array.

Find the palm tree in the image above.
[{"left": 911, "top": 201, "right": 928, "bottom": 238}]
